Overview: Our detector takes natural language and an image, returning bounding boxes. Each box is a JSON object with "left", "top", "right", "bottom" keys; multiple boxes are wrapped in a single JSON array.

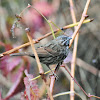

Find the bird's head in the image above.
[{"left": 56, "top": 35, "right": 72, "bottom": 46}]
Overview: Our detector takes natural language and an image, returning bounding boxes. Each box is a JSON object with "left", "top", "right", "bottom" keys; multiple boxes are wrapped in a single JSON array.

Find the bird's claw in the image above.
[{"left": 49, "top": 73, "right": 59, "bottom": 80}]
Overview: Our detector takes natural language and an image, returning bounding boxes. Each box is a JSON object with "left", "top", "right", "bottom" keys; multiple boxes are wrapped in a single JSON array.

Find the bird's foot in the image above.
[{"left": 49, "top": 73, "right": 59, "bottom": 80}]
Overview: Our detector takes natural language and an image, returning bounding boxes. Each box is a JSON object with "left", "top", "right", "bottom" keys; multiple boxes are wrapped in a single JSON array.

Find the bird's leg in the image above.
[
  {"left": 52, "top": 62, "right": 62, "bottom": 79},
  {"left": 46, "top": 65, "right": 58, "bottom": 80},
  {"left": 54, "top": 63, "right": 61, "bottom": 73}
]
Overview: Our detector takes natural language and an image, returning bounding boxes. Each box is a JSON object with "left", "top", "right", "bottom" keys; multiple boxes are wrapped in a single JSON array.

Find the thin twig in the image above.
[
  {"left": 0, "top": 19, "right": 93, "bottom": 58},
  {"left": 30, "top": 5, "right": 55, "bottom": 39},
  {"left": 25, "top": 28, "right": 44, "bottom": 74},
  {"left": 30, "top": 68, "right": 55, "bottom": 81},
  {"left": 53, "top": 91, "right": 82, "bottom": 100},
  {"left": 69, "top": 0, "right": 79, "bottom": 100},
  {"left": 63, "top": 65, "right": 88, "bottom": 97}
]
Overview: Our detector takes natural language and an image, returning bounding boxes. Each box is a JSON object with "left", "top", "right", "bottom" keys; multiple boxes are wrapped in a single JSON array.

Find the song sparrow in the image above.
[{"left": 10, "top": 35, "right": 71, "bottom": 75}]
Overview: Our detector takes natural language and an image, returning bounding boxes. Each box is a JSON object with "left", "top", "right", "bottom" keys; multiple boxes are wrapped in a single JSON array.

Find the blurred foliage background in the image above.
[{"left": 0, "top": 0, "right": 100, "bottom": 100}]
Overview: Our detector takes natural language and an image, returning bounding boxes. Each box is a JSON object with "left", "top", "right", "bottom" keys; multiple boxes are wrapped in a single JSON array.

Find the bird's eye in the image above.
[
  {"left": 62, "top": 40, "right": 67, "bottom": 45},
  {"left": 65, "top": 40, "right": 70, "bottom": 46}
]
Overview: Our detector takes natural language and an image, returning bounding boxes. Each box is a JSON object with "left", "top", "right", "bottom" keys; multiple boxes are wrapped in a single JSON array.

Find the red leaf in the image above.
[
  {"left": 23, "top": 70, "right": 39, "bottom": 100},
  {"left": 2, "top": 57, "right": 30, "bottom": 100},
  {"left": 34, "top": 1, "right": 54, "bottom": 16},
  {"left": 24, "top": 1, "right": 54, "bottom": 31},
  {"left": 0, "top": 55, "right": 21, "bottom": 76},
  {"left": 4, "top": 67, "right": 25, "bottom": 100}
]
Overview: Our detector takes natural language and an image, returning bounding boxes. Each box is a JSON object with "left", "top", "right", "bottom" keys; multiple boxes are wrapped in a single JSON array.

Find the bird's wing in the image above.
[
  {"left": 10, "top": 46, "right": 59, "bottom": 58},
  {"left": 36, "top": 46, "right": 59, "bottom": 57},
  {"left": 10, "top": 52, "right": 35, "bottom": 57}
]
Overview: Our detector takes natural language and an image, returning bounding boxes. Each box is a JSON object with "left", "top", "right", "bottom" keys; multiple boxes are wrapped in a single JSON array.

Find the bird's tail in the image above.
[{"left": 10, "top": 52, "right": 35, "bottom": 58}]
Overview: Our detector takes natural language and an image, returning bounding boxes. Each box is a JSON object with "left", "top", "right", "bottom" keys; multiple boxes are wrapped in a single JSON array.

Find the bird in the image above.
[{"left": 10, "top": 35, "right": 71, "bottom": 77}]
